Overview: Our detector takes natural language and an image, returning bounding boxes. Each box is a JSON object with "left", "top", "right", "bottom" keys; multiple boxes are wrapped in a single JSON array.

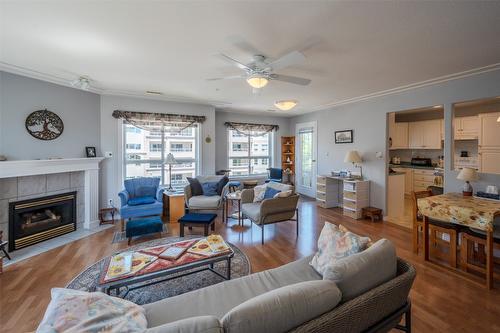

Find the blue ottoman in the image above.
[
  {"left": 126, "top": 216, "right": 164, "bottom": 245},
  {"left": 179, "top": 213, "right": 217, "bottom": 237}
]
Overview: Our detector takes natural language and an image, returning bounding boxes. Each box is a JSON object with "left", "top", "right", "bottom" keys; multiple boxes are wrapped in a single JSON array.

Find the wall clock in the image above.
[{"left": 25, "top": 109, "right": 64, "bottom": 140}]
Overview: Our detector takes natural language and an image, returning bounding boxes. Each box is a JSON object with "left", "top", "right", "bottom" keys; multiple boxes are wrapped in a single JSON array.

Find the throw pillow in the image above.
[
  {"left": 135, "top": 186, "right": 157, "bottom": 198},
  {"left": 128, "top": 196, "right": 156, "bottom": 206},
  {"left": 37, "top": 288, "right": 147, "bottom": 333},
  {"left": 187, "top": 177, "right": 203, "bottom": 196},
  {"left": 216, "top": 176, "right": 229, "bottom": 195},
  {"left": 309, "top": 222, "right": 371, "bottom": 276},
  {"left": 202, "top": 182, "right": 219, "bottom": 196},
  {"left": 274, "top": 190, "right": 293, "bottom": 198},
  {"left": 263, "top": 186, "right": 281, "bottom": 199},
  {"left": 253, "top": 184, "right": 267, "bottom": 202}
]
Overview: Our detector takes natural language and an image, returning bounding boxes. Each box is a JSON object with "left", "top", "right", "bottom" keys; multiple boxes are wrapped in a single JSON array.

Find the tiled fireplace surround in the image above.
[
  {"left": 0, "top": 172, "right": 86, "bottom": 236},
  {"left": 0, "top": 158, "right": 110, "bottom": 265}
]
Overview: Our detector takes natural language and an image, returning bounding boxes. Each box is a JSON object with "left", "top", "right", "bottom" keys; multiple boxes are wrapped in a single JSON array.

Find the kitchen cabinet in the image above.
[
  {"left": 479, "top": 150, "right": 500, "bottom": 174},
  {"left": 479, "top": 112, "right": 500, "bottom": 149},
  {"left": 413, "top": 169, "right": 436, "bottom": 191},
  {"left": 455, "top": 116, "right": 479, "bottom": 140},
  {"left": 387, "top": 174, "right": 405, "bottom": 219},
  {"left": 388, "top": 113, "right": 408, "bottom": 149},
  {"left": 409, "top": 120, "right": 442, "bottom": 149},
  {"left": 392, "top": 167, "right": 413, "bottom": 195}
]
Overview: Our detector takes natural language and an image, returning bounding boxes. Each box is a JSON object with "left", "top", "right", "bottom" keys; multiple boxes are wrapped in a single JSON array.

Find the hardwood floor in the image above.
[{"left": 1, "top": 198, "right": 499, "bottom": 332}]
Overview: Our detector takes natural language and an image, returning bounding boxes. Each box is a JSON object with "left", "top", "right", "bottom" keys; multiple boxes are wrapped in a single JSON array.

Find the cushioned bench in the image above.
[{"left": 126, "top": 216, "right": 164, "bottom": 245}]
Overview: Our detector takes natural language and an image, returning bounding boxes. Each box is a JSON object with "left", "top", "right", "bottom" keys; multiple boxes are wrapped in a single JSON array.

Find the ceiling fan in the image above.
[{"left": 208, "top": 51, "right": 311, "bottom": 90}]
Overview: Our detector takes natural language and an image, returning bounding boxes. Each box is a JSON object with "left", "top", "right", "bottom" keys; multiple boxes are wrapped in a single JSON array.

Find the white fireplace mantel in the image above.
[{"left": 0, "top": 158, "right": 105, "bottom": 229}]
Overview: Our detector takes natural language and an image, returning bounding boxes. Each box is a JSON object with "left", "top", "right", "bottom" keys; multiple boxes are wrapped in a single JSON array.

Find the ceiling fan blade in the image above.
[
  {"left": 270, "top": 74, "right": 311, "bottom": 86},
  {"left": 265, "top": 51, "right": 305, "bottom": 71},
  {"left": 217, "top": 53, "right": 252, "bottom": 71},
  {"left": 206, "top": 75, "right": 245, "bottom": 81}
]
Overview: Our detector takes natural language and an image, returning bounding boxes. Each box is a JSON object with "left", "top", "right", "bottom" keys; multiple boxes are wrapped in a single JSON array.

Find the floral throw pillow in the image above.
[
  {"left": 310, "top": 223, "right": 371, "bottom": 276},
  {"left": 37, "top": 288, "right": 147, "bottom": 333},
  {"left": 253, "top": 184, "right": 267, "bottom": 202}
]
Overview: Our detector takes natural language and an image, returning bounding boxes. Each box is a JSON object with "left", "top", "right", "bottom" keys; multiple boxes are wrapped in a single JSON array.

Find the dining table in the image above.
[{"left": 417, "top": 192, "right": 500, "bottom": 289}]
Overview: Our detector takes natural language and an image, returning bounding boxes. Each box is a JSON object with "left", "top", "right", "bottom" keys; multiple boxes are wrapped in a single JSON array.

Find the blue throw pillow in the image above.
[
  {"left": 264, "top": 187, "right": 281, "bottom": 199},
  {"left": 202, "top": 182, "right": 219, "bottom": 196},
  {"left": 128, "top": 196, "right": 156, "bottom": 206}
]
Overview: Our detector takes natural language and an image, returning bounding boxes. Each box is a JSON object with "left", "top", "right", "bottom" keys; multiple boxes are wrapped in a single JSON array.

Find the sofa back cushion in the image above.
[
  {"left": 267, "top": 181, "right": 293, "bottom": 192},
  {"left": 221, "top": 280, "right": 342, "bottom": 333},
  {"left": 145, "top": 316, "right": 223, "bottom": 333},
  {"left": 124, "top": 177, "right": 160, "bottom": 199},
  {"left": 322, "top": 238, "right": 397, "bottom": 302},
  {"left": 202, "top": 182, "right": 219, "bottom": 196},
  {"left": 196, "top": 175, "right": 224, "bottom": 185},
  {"left": 263, "top": 186, "right": 280, "bottom": 199}
]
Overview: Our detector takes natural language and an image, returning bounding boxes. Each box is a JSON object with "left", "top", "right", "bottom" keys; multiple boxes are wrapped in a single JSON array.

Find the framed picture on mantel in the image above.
[{"left": 335, "top": 130, "right": 353, "bottom": 144}]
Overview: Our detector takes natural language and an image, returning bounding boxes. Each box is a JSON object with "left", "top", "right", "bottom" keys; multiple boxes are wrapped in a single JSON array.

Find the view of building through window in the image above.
[
  {"left": 124, "top": 123, "right": 198, "bottom": 190},
  {"left": 227, "top": 129, "right": 272, "bottom": 176}
]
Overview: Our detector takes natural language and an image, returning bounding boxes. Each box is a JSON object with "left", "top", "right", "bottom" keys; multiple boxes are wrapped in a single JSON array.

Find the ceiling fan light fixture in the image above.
[
  {"left": 274, "top": 100, "right": 298, "bottom": 111},
  {"left": 246, "top": 75, "right": 268, "bottom": 89}
]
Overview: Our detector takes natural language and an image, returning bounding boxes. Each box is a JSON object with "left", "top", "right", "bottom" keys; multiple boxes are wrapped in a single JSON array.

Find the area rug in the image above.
[
  {"left": 111, "top": 224, "right": 169, "bottom": 244},
  {"left": 66, "top": 236, "right": 251, "bottom": 305}
]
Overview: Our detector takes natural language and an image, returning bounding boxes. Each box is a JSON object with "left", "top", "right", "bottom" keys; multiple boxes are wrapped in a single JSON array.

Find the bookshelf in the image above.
[{"left": 281, "top": 136, "right": 295, "bottom": 184}]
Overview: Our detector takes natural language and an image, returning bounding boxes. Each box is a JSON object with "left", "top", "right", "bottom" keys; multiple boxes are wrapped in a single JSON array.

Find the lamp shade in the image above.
[
  {"left": 344, "top": 150, "right": 362, "bottom": 164},
  {"left": 457, "top": 167, "right": 478, "bottom": 181},
  {"left": 246, "top": 75, "right": 268, "bottom": 89},
  {"left": 165, "top": 153, "right": 177, "bottom": 165}
]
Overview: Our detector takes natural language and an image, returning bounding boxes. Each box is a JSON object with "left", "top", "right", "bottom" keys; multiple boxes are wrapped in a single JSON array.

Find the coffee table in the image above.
[{"left": 97, "top": 239, "right": 234, "bottom": 297}]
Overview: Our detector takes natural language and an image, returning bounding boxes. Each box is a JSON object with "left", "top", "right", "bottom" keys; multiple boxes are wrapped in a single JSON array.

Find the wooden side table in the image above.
[
  {"left": 362, "top": 207, "right": 383, "bottom": 222},
  {"left": 163, "top": 191, "right": 185, "bottom": 223},
  {"left": 99, "top": 207, "right": 117, "bottom": 225}
]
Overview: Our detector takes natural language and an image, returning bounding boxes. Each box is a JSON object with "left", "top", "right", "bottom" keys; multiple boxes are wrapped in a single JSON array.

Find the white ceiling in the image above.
[{"left": 1, "top": 1, "right": 500, "bottom": 116}]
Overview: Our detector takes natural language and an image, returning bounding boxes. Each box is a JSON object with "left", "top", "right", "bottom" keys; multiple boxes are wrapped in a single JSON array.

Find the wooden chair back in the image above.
[{"left": 411, "top": 190, "right": 433, "bottom": 225}]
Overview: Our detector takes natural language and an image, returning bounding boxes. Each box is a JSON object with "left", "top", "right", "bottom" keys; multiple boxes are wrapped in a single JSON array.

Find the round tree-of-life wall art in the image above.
[{"left": 25, "top": 109, "right": 64, "bottom": 140}]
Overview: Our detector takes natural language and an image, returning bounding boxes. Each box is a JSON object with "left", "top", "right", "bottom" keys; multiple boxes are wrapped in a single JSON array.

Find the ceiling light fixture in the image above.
[
  {"left": 246, "top": 74, "right": 269, "bottom": 89},
  {"left": 70, "top": 76, "right": 91, "bottom": 90},
  {"left": 274, "top": 100, "right": 298, "bottom": 111}
]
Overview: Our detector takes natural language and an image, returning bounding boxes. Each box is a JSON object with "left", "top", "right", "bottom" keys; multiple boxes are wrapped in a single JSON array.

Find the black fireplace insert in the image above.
[{"left": 8, "top": 191, "right": 77, "bottom": 251}]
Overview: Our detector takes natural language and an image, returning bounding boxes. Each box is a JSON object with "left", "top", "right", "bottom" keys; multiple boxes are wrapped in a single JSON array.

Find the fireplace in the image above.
[{"left": 9, "top": 192, "right": 77, "bottom": 251}]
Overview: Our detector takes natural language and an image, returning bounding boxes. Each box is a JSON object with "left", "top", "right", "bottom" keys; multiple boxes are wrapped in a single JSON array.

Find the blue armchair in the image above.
[
  {"left": 265, "top": 168, "right": 283, "bottom": 183},
  {"left": 119, "top": 177, "right": 164, "bottom": 231}
]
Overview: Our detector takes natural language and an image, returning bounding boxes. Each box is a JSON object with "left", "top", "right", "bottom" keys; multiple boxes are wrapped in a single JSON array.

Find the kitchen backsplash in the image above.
[{"left": 389, "top": 149, "right": 443, "bottom": 163}]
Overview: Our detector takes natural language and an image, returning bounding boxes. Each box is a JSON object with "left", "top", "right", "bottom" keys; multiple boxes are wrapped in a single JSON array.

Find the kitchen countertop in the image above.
[{"left": 389, "top": 162, "right": 437, "bottom": 170}]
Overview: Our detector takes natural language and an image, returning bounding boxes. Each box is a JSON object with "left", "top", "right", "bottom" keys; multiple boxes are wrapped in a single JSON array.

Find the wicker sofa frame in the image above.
[{"left": 288, "top": 258, "right": 416, "bottom": 333}]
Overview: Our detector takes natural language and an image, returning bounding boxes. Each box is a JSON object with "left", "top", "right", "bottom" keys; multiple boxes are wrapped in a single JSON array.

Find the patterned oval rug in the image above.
[{"left": 66, "top": 236, "right": 251, "bottom": 305}]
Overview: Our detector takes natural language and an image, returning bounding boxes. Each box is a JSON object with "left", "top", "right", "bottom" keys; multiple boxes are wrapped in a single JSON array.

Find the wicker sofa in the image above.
[{"left": 142, "top": 243, "right": 416, "bottom": 333}]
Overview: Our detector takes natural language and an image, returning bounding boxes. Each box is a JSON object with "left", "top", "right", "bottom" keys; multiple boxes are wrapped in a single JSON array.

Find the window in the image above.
[
  {"left": 125, "top": 143, "right": 141, "bottom": 150},
  {"left": 124, "top": 124, "right": 199, "bottom": 191},
  {"left": 228, "top": 129, "right": 272, "bottom": 176}
]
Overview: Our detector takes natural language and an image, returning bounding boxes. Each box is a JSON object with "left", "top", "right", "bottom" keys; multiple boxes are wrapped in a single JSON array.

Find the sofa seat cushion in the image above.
[
  {"left": 221, "top": 280, "right": 342, "bottom": 333},
  {"left": 145, "top": 316, "right": 223, "bottom": 333},
  {"left": 120, "top": 200, "right": 163, "bottom": 219},
  {"left": 241, "top": 202, "right": 261, "bottom": 222},
  {"left": 128, "top": 196, "right": 156, "bottom": 206},
  {"left": 143, "top": 255, "right": 321, "bottom": 327},
  {"left": 323, "top": 238, "right": 397, "bottom": 302},
  {"left": 188, "top": 195, "right": 222, "bottom": 209}
]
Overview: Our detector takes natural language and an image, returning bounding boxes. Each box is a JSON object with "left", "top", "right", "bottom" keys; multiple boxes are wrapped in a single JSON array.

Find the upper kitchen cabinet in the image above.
[
  {"left": 479, "top": 112, "right": 500, "bottom": 149},
  {"left": 454, "top": 116, "right": 479, "bottom": 140},
  {"left": 388, "top": 112, "right": 408, "bottom": 149},
  {"left": 409, "top": 120, "right": 442, "bottom": 149}
]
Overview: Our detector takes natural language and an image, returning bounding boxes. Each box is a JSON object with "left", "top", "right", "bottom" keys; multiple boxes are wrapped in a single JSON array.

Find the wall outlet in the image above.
[{"left": 105, "top": 151, "right": 113, "bottom": 158}]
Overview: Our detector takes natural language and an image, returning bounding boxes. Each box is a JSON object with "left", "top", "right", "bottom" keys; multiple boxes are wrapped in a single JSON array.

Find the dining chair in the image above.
[{"left": 412, "top": 190, "right": 462, "bottom": 268}]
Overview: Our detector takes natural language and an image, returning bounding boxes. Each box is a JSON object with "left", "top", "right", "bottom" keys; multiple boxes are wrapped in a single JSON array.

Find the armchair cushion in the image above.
[
  {"left": 274, "top": 190, "right": 292, "bottom": 198},
  {"left": 124, "top": 177, "right": 160, "bottom": 199},
  {"left": 188, "top": 195, "right": 222, "bottom": 209},
  {"left": 263, "top": 187, "right": 280, "bottom": 200},
  {"left": 136, "top": 186, "right": 157, "bottom": 198},
  {"left": 202, "top": 182, "right": 219, "bottom": 196},
  {"left": 241, "top": 203, "right": 261, "bottom": 222},
  {"left": 128, "top": 196, "right": 156, "bottom": 206},
  {"left": 187, "top": 177, "right": 203, "bottom": 196},
  {"left": 253, "top": 185, "right": 267, "bottom": 202}
]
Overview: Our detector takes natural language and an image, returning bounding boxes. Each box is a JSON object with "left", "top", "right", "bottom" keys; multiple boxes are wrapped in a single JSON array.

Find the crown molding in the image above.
[{"left": 308, "top": 63, "right": 500, "bottom": 113}]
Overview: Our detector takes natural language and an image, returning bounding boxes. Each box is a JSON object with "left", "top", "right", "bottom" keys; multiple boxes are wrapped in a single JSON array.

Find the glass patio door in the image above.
[{"left": 295, "top": 121, "right": 317, "bottom": 197}]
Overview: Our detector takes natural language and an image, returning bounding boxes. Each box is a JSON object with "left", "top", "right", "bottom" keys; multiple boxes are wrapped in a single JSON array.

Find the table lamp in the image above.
[
  {"left": 166, "top": 153, "right": 177, "bottom": 191},
  {"left": 344, "top": 150, "right": 363, "bottom": 179},
  {"left": 457, "top": 167, "right": 478, "bottom": 196}
]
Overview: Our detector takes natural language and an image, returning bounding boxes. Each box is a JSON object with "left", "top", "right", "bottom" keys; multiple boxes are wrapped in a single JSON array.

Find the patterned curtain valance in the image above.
[
  {"left": 224, "top": 122, "right": 279, "bottom": 136},
  {"left": 112, "top": 110, "right": 206, "bottom": 130}
]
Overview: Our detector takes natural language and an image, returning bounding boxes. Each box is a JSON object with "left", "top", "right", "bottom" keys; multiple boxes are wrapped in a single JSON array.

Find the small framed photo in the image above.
[
  {"left": 335, "top": 130, "right": 353, "bottom": 144},
  {"left": 85, "top": 146, "right": 97, "bottom": 158}
]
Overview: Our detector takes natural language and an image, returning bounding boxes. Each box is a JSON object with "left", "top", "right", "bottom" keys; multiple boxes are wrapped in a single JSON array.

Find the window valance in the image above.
[
  {"left": 112, "top": 110, "right": 206, "bottom": 130},
  {"left": 224, "top": 121, "right": 279, "bottom": 136}
]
